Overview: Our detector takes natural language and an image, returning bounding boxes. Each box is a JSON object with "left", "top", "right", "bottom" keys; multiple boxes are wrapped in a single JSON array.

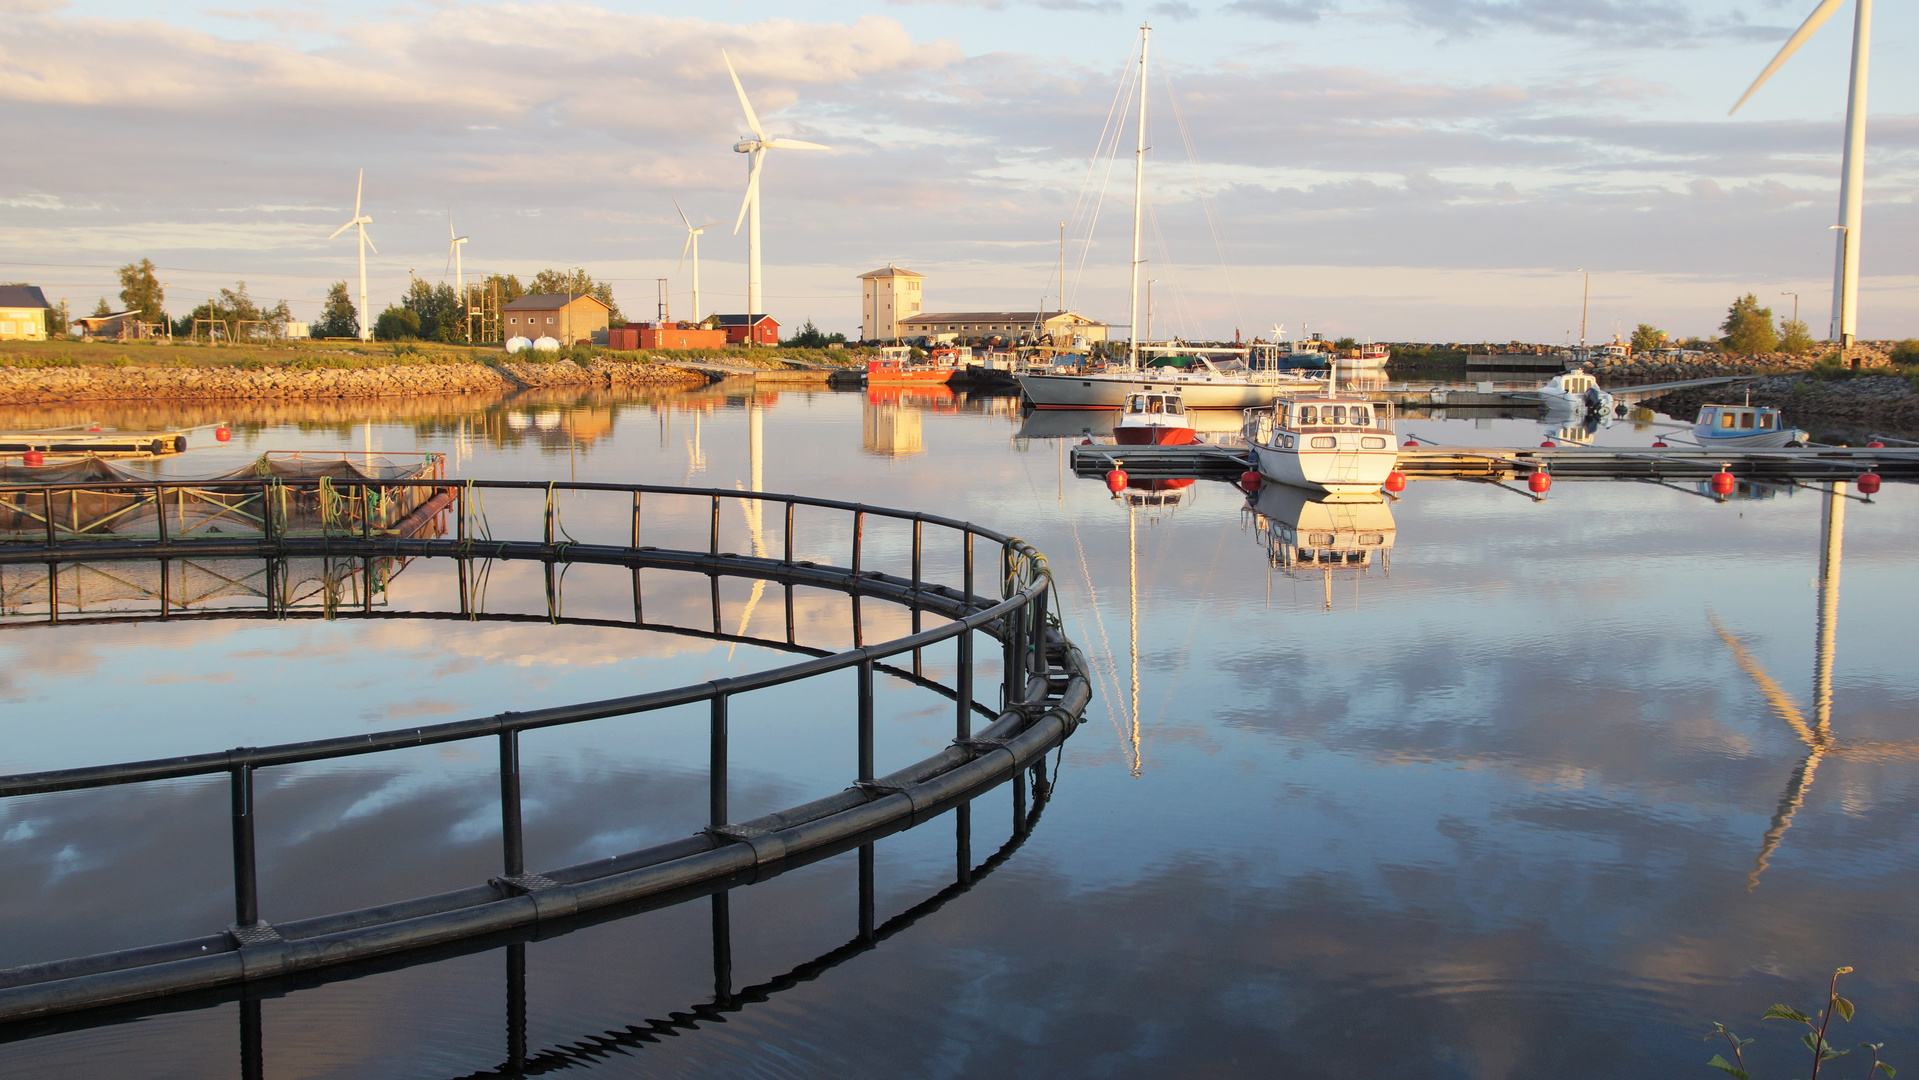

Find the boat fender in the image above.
[
  {"left": 1528, "top": 471, "right": 1551, "bottom": 495},
  {"left": 1239, "top": 470, "right": 1261, "bottom": 493},
  {"left": 1858, "top": 473, "right": 1882, "bottom": 496},
  {"left": 1710, "top": 472, "right": 1737, "bottom": 496},
  {"left": 1105, "top": 469, "right": 1128, "bottom": 493},
  {"left": 1384, "top": 471, "right": 1407, "bottom": 494}
]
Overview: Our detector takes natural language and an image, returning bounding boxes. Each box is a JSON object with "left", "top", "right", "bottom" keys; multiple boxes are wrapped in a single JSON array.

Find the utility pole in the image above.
[{"left": 1783, "top": 291, "right": 1800, "bottom": 325}]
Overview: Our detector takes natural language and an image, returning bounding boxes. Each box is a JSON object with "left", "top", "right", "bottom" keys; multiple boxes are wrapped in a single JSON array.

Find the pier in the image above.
[{"left": 1070, "top": 441, "right": 1919, "bottom": 484}]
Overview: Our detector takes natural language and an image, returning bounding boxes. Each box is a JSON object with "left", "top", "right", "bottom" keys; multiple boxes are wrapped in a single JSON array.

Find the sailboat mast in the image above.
[{"left": 1127, "top": 24, "right": 1150, "bottom": 371}]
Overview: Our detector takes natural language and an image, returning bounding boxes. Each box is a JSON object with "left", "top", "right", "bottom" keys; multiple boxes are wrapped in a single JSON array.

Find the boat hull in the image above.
[
  {"left": 1691, "top": 429, "right": 1806, "bottom": 449},
  {"left": 1114, "top": 425, "right": 1197, "bottom": 446},
  {"left": 1019, "top": 372, "right": 1283, "bottom": 410},
  {"left": 1250, "top": 438, "right": 1398, "bottom": 499},
  {"left": 867, "top": 368, "right": 954, "bottom": 385}
]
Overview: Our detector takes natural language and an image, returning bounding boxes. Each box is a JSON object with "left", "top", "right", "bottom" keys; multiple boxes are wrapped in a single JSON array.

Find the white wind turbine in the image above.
[
  {"left": 722, "top": 50, "right": 829, "bottom": 327},
  {"left": 675, "top": 198, "right": 723, "bottom": 325},
  {"left": 445, "top": 211, "right": 469, "bottom": 293},
  {"left": 1730, "top": 0, "right": 1874, "bottom": 347},
  {"left": 328, "top": 170, "right": 377, "bottom": 342}
]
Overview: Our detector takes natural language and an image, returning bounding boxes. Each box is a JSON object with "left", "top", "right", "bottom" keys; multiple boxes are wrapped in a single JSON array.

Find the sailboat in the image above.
[{"left": 1017, "top": 26, "right": 1313, "bottom": 412}]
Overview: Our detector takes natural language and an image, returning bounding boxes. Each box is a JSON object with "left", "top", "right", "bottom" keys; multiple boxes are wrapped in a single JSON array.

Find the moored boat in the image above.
[
  {"left": 867, "top": 346, "right": 954, "bottom": 385},
  {"left": 1538, "top": 370, "right": 1617, "bottom": 417},
  {"left": 1114, "top": 390, "right": 1197, "bottom": 445},
  {"left": 1692, "top": 403, "right": 1808, "bottom": 448},
  {"left": 1242, "top": 364, "right": 1400, "bottom": 499}
]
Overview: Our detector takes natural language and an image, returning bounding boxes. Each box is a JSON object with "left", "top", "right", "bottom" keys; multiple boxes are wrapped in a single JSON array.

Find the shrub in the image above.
[{"left": 1889, "top": 339, "right": 1919, "bottom": 365}]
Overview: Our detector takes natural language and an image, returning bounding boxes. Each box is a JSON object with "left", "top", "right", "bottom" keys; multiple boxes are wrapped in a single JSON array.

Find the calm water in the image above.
[{"left": 2, "top": 383, "right": 1916, "bottom": 1078}]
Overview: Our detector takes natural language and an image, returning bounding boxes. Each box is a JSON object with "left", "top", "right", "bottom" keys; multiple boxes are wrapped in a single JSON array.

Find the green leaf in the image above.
[
  {"left": 1766, "top": 1004, "right": 1815, "bottom": 1024},
  {"left": 1876, "top": 1063, "right": 1895, "bottom": 1079},
  {"left": 1709, "top": 1054, "right": 1751, "bottom": 1080},
  {"left": 1832, "top": 995, "right": 1855, "bottom": 1022}
]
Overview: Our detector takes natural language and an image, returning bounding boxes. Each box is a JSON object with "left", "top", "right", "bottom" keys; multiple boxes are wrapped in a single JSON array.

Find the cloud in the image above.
[
  {"left": 1148, "top": 0, "right": 1202, "bottom": 16},
  {"left": 1219, "top": 0, "right": 1332, "bottom": 21}
]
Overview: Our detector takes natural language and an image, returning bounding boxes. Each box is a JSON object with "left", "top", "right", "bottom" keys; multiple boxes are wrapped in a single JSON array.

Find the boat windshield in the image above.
[
  {"left": 1211, "top": 359, "right": 1247, "bottom": 375},
  {"left": 1294, "top": 403, "right": 1374, "bottom": 427}
]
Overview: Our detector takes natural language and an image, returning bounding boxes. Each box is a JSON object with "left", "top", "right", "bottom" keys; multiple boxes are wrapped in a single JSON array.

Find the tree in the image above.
[
  {"left": 1721, "top": 293, "right": 1778, "bottom": 354},
  {"left": 401, "top": 278, "right": 464, "bottom": 342},
  {"left": 478, "top": 273, "right": 525, "bottom": 305},
  {"left": 528, "top": 268, "right": 622, "bottom": 324},
  {"left": 47, "top": 299, "right": 69, "bottom": 337},
  {"left": 374, "top": 305, "right": 421, "bottom": 341},
  {"left": 171, "top": 282, "right": 290, "bottom": 340},
  {"left": 782, "top": 319, "right": 844, "bottom": 348},
  {"left": 313, "top": 282, "right": 360, "bottom": 340},
  {"left": 92, "top": 297, "right": 113, "bottom": 317},
  {"left": 1778, "top": 318, "right": 1817, "bottom": 355},
  {"left": 1334, "top": 336, "right": 1358, "bottom": 351},
  {"left": 1891, "top": 339, "right": 1919, "bottom": 365},
  {"left": 117, "top": 259, "right": 164, "bottom": 324},
  {"left": 1630, "top": 323, "right": 1665, "bottom": 352}
]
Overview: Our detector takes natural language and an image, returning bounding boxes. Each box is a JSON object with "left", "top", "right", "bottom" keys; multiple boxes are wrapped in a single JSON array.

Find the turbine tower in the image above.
[
  {"left": 675, "top": 199, "right": 722, "bottom": 325},
  {"left": 722, "top": 51, "right": 829, "bottom": 330},
  {"left": 1731, "top": 0, "right": 1873, "bottom": 347},
  {"left": 329, "top": 170, "right": 377, "bottom": 342},
  {"left": 446, "top": 211, "right": 469, "bottom": 293}
]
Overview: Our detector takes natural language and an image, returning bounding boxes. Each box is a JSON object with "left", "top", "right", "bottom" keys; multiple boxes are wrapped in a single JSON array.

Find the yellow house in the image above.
[
  {"left": 0, "top": 286, "right": 51, "bottom": 341},
  {"left": 858, "top": 265, "right": 923, "bottom": 342}
]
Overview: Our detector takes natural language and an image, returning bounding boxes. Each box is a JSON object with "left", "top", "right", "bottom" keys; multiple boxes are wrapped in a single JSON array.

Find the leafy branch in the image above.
[{"left": 1708, "top": 967, "right": 1894, "bottom": 1080}]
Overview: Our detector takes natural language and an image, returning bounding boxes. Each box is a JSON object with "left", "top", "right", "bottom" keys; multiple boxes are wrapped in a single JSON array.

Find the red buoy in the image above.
[
  {"left": 1239, "top": 470, "right": 1261, "bottom": 492},
  {"left": 1858, "top": 472, "right": 1882, "bottom": 495},
  {"left": 1652, "top": 439, "right": 1668, "bottom": 448},
  {"left": 1080, "top": 438, "right": 1093, "bottom": 445},
  {"left": 215, "top": 426, "right": 232, "bottom": 442},
  {"left": 1528, "top": 471, "right": 1552, "bottom": 495},
  {"left": 1383, "top": 471, "right": 1407, "bottom": 493},
  {"left": 1868, "top": 441, "right": 1885, "bottom": 449},
  {"left": 22, "top": 450, "right": 43, "bottom": 467},
  {"left": 1403, "top": 438, "right": 1419, "bottom": 448},
  {"left": 87, "top": 424, "right": 101, "bottom": 432},
  {"left": 1540, "top": 440, "right": 1556, "bottom": 448},
  {"left": 1711, "top": 471, "right": 1736, "bottom": 496},
  {"left": 1105, "top": 469, "right": 1128, "bottom": 493}
]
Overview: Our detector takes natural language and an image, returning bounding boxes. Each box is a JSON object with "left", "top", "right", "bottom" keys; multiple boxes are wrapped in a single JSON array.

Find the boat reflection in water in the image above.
[
  {"left": 1243, "top": 481, "right": 1395, "bottom": 612},
  {"left": 1110, "top": 476, "right": 1196, "bottom": 776},
  {"left": 1015, "top": 406, "right": 1248, "bottom": 443}
]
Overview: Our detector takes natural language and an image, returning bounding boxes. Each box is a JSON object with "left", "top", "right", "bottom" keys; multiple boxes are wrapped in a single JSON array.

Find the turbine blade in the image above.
[
  {"left": 329, "top": 221, "right": 355, "bottom": 240},
  {"left": 675, "top": 197, "right": 692, "bottom": 230},
  {"left": 1730, "top": 0, "right": 1845, "bottom": 114},
  {"left": 448, "top": 208, "right": 455, "bottom": 241},
  {"left": 362, "top": 227, "right": 378, "bottom": 256},
  {"left": 722, "top": 50, "right": 765, "bottom": 139},
  {"left": 733, "top": 151, "right": 763, "bottom": 234},
  {"left": 765, "top": 138, "right": 830, "bottom": 151},
  {"left": 697, "top": 221, "right": 724, "bottom": 232},
  {"left": 679, "top": 231, "right": 693, "bottom": 273},
  {"left": 355, "top": 168, "right": 364, "bottom": 216}
]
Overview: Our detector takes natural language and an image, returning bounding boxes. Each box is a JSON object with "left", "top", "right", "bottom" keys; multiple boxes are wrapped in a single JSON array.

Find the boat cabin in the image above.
[
  {"left": 1698, "top": 404, "right": 1779, "bottom": 433},
  {"left": 1274, "top": 400, "right": 1389, "bottom": 430},
  {"left": 1555, "top": 372, "right": 1600, "bottom": 395},
  {"left": 1123, "top": 391, "right": 1185, "bottom": 418}
]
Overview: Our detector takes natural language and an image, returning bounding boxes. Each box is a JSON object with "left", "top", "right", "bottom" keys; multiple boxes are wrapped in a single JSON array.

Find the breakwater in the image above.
[{"left": 0, "top": 357, "right": 710, "bottom": 405}]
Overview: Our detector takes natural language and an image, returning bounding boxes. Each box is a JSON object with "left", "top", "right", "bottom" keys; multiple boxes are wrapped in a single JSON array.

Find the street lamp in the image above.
[{"left": 1781, "top": 291, "right": 1799, "bottom": 325}]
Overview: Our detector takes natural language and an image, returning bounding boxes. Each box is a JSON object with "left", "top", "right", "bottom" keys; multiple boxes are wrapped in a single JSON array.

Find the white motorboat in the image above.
[
  {"left": 1692, "top": 403, "right": 1808, "bottom": 448},
  {"left": 1242, "top": 363, "right": 1400, "bottom": 500},
  {"left": 1538, "top": 370, "right": 1617, "bottom": 417},
  {"left": 1246, "top": 482, "right": 1396, "bottom": 576}
]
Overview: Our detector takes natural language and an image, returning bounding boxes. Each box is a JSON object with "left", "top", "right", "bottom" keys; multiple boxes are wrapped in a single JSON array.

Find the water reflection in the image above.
[{"left": 1243, "top": 483, "right": 1395, "bottom": 612}]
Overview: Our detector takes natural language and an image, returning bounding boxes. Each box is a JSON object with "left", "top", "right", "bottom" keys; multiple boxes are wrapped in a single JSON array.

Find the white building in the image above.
[{"left": 858, "top": 265, "right": 923, "bottom": 342}]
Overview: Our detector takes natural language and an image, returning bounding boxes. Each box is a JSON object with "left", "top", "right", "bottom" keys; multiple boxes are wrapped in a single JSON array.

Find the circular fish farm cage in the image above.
[{"left": 0, "top": 476, "right": 1092, "bottom": 1032}]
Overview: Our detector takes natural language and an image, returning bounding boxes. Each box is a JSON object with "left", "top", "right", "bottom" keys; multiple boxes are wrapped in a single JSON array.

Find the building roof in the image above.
[
  {"left": 713, "top": 313, "right": 779, "bottom": 327},
  {"left": 858, "top": 265, "right": 924, "bottom": 280},
  {"left": 902, "top": 311, "right": 1106, "bottom": 327},
  {"left": 0, "top": 286, "right": 50, "bottom": 309},
  {"left": 502, "top": 293, "right": 610, "bottom": 312},
  {"left": 74, "top": 310, "right": 135, "bottom": 325}
]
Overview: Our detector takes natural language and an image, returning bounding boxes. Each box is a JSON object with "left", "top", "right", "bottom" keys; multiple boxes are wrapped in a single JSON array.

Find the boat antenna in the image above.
[{"left": 1127, "top": 24, "right": 1150, "bottom": 372}]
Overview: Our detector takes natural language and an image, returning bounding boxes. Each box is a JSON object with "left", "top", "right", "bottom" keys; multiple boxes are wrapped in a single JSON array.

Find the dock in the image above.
[
  {"left": 1070, "top": 441, "right": 1919, "bottom": 484},
  {"left": 0, "top": 429, "right": 190, "bottom": 456}
]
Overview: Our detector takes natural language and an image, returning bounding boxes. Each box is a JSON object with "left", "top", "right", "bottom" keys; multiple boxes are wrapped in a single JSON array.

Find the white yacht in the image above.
[
  {"left": 1019, "top": 350, "right": 1310, "bottom": 410},
  {"left": 1242, "top": 369, "right": 1400, "bottom": 500}
]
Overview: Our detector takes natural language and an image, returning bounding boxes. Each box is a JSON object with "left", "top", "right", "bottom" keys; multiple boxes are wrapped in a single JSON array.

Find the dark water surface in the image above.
[{"left": 2, "top": 383, "right": 1916, "bottom": 1078}]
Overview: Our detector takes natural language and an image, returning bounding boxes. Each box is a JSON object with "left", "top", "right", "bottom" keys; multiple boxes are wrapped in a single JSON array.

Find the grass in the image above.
[{"left": 0, "top": 338, "right": 865, "bottom": 372}]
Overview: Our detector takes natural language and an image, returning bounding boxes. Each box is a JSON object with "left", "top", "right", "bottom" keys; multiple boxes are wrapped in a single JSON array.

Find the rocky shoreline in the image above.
[
  {"left": 1642, "top": 373, "right": 1919, "bottom": 436},
  {"left": 0, "top": 357, "right": 710, "bottom": 405}
]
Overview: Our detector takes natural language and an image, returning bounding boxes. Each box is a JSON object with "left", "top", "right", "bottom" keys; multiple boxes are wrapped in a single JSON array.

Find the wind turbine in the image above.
[
  {"left": 328, "top": 170, "right": 376, "bottom": 342},
  {"left": 675, "top": 199, "right": 722, "bottom": 325},
  {"left": 722, "top": 50, "right": 829, "bottom": 328},
  {"left": 445, "top": 211, "right": 469, "bottom": 293},
  {"left": 1730, "top": 0, "right": 1873, "bottom": 347}
]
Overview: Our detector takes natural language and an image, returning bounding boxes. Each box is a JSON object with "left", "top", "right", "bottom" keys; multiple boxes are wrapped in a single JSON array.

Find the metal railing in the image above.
[{"left": 0, "top": 478, "right": 1091, "bottom": 1024}]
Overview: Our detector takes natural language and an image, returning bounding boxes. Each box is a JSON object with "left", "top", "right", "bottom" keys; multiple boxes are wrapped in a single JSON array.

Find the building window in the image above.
[{"left": 547, "top": 317, "right": 555, "bottom": 325}]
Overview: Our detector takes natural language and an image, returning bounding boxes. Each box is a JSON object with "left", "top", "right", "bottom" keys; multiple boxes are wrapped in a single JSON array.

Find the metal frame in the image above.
[{"left": 0, "top": 479, "right": 1089, "bottom": 1025}]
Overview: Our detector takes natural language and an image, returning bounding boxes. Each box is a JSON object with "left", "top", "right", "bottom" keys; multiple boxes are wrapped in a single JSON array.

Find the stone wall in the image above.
[
  {"left": 0, "top": 357, "right": 708, "bottom": 405},
  {"left": 1596, "top": 340, "right": 1902, "bottom": 381}
]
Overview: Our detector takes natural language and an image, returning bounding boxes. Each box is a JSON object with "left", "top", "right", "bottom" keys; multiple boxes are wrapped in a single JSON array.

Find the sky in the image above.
[{"left": 0, "top": 0, "right": 1915, "bottom": 343}]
